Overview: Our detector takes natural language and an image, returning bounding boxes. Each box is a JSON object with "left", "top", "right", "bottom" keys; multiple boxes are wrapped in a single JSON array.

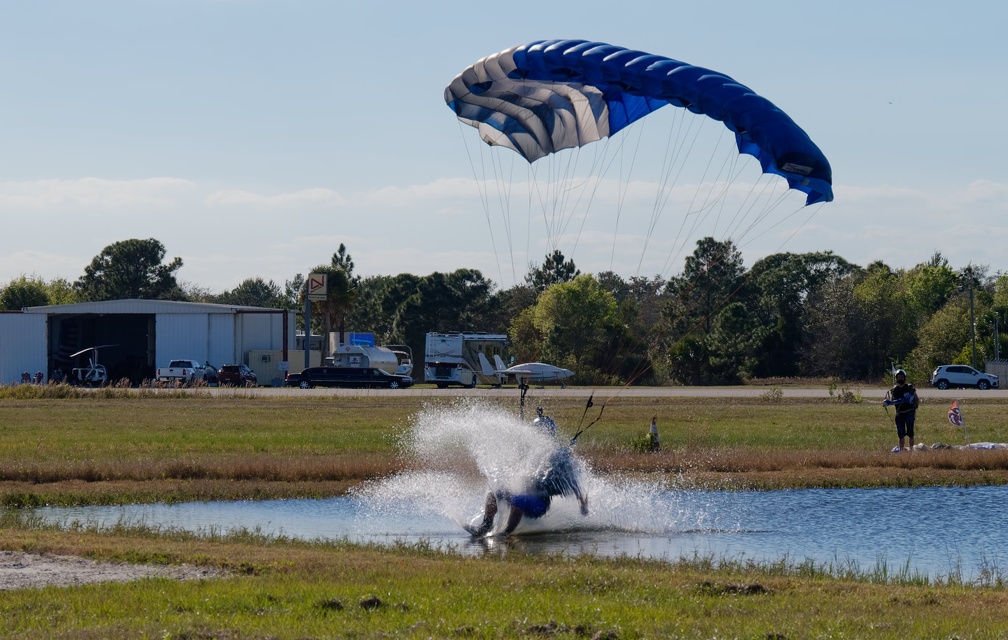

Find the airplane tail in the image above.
[{"left": 478, "top": 353, "right": 501, "bottom": 379}]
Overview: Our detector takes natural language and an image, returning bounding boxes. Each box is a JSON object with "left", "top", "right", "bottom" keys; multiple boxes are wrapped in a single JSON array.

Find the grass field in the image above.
[{"left": 2, "top": 387, "right": 1008, "bottom": 638}]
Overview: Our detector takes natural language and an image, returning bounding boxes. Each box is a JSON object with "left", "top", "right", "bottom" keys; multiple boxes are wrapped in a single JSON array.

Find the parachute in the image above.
[{"left": 445, "top": 39, "right": 832, "bottom": 206}]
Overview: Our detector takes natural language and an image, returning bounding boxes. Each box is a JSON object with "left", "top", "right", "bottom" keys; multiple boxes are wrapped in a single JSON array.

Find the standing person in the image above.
[
  {"left": 648, "top": 416, "right": 660, "bottom": 451},
  {"left": 883, "top": 369, "right": 919, "bottom": 451}
]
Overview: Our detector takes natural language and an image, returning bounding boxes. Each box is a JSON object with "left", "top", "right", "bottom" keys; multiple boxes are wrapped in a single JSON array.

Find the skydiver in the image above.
[{"left": 466, "top": 409, "right": 588, "bottom": 537}]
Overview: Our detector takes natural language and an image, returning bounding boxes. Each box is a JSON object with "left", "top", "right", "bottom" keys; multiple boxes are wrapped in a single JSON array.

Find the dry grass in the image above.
[{"left": 2, "top": 391, "right": 1008, "bottom": 505}]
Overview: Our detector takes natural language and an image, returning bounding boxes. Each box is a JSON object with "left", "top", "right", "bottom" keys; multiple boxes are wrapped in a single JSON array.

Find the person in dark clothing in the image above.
[{"left": 883, "top": 368, "right": 918, "bottom": 451}]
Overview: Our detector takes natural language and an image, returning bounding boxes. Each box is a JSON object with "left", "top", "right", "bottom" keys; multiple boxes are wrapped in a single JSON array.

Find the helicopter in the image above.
[{"left": 68, "top": 345, "right": 117, "bottom": 386}]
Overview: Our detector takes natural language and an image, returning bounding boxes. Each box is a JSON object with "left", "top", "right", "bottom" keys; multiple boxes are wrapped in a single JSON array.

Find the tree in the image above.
[
  {"left": 746, "top": 251, "right": 860, "bottom": 378},
  {"left": 802, "top": 275, "right": 867, "bottom": 378},
  {"left": 529, "top": 274, "right": 619, "bottom": 381},
  {"left": 525, "top": 250, "right": 579, "bottom": 294},
  {"left": 665, "top": 237, "right": 745, "bottom": 337},
  {"left": 308, "top": 243, "right": 361, "bottom": 356},
  {"left": 44, "top": 277, "right": 77, "bottom": 305},
  {"left": 218, "top": 278, "right": 287, "bottom": 308},
  {"left": 347, "top": 273, "right": 422, "bottom": 345},
  {"left": 852, "top": 261, "right": 914, "bottom": 378},
  {"left": 75, "top": 238, "right": 183, "bottom": 301},
  {"left": 909, "top": 298, "right": 972, "bottom": 373},
  {"left": 0, "top": 275, "right": 50, "bottom": 310},
  {"left": 905, "top": 252, "right": 958, "bottom": 321},
  {"left": 390, "top": 269, "right": 498, "bottom": 366}
]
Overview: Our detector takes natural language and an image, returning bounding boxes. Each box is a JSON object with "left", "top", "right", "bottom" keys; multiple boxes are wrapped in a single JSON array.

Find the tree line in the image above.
[{"left": 3, "top": 237, "right": 1006, "bottom": 386}]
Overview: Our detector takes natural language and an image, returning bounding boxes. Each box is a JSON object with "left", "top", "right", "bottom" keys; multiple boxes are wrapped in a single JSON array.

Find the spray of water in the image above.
[{"left": 352, "top": 399, "right": 730, "bottom": 536}]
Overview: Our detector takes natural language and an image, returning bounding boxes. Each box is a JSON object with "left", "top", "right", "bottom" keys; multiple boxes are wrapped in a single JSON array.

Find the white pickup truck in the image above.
[{"left": 156, "top": 359, "right": 215, "bottom": 384}]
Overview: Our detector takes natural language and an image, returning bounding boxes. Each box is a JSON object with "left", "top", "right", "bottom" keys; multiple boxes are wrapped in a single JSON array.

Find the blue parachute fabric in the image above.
[{"left": 445, "top": 39, "right": 833, "bottom": 205}]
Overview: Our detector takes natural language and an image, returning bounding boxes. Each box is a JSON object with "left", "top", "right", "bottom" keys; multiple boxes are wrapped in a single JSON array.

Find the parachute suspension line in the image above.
[
  {"left": 557, "top": 141, "right": 612, "bottom": 258},
  {"left": 724, "top": 174, "right": 791, "bottom": 245},
  {"left": 553, "top": 145, "right": 585, "bottom": 249},
  {"left": 570, "top": 393, "right": 606, "bottom": 446},
  {"left": 742, "top": 198, "right": 827, "bottom": 256},
  {"left": 655, "top": 121, "right": 738, "bottom": 280},
  {"left": 567, "top": 136, "right": 619, "bottom": 260},
  {"left": 642, "top": 111, "right": 711, "bottom": 276},
  {"left": 457, "top": 120, "right": 506, "bottom": 286},
  {"left": 528, "top": 156, "right": 560, "bottom": 255},
  {"left": 523, "top": 162, "right": 534, "bottom": 280},
  {"left": 609, "top": 120, "right": 647, "bottom": 272},
  {"left": 489, "top": 147, "right": 520, "bottom": 286}
]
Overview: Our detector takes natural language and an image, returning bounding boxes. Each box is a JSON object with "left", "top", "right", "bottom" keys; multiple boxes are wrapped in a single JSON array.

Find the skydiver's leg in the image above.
[
  {"left": 503, "top": 505, "right": 524, "bottom": 535},
  {"left": 464, "top": 492, "right": 498, "bottom": 537}
]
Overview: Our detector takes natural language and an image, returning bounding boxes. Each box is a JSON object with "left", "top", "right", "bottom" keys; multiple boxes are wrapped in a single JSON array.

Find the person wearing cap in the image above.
[{"left": 883, "top": 369, "right": 918, "bottom": 451}]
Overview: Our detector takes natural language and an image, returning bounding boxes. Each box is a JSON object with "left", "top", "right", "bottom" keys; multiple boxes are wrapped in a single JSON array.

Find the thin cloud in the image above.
[
  {"left": 0, "top": 177, "right": 195, "bottom": 210},
  {"left": 205, "top": 188, "right": 349, "bottom": 208}
]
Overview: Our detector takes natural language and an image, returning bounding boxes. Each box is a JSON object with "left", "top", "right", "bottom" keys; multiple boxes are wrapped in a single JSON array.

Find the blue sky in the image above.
[{"left": 1, "top": 1, "right": 1006, "bottom": 293}]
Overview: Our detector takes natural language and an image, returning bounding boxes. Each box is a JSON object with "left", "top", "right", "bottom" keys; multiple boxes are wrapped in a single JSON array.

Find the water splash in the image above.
[{"left": 353, "top": 399, "right": 732, "bottom": 536}]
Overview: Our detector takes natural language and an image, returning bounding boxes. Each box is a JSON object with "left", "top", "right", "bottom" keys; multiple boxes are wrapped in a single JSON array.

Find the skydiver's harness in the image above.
[{"left": 884, "top": 384, "right": 919, "bottom": 415}]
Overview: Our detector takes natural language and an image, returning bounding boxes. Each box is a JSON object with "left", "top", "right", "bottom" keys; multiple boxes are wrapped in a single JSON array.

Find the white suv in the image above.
[{"left": 930, "top": 365, "right": 999, "bottom": 390}]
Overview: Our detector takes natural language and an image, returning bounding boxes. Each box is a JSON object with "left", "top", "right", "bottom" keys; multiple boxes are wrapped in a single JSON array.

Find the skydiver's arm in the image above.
[{"left": 574, "top": 484, "right": 588, "bottom": 516}]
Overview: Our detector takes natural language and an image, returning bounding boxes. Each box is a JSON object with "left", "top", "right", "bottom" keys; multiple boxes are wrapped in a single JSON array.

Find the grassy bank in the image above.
[{"left": 3, "top": 514, "right": 1008, "bottom": 639}]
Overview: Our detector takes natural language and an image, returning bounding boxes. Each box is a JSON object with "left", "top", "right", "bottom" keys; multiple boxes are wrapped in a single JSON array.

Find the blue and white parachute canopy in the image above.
[{"left": 445, "top": 39, "right": 833, "bottom": 206}]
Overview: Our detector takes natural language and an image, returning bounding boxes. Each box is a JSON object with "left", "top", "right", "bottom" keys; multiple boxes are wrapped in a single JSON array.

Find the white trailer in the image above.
[
  {"left": 424, "top": 332, "right": 509, "bottom": 388},
  {"left": 326, "top": 343, "right": 400, "bottom": 375}
]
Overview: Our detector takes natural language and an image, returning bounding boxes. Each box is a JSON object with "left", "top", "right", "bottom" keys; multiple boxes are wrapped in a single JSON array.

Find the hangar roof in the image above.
[{"left": 23, "top": 299, "right": 282, "bottom": 315}]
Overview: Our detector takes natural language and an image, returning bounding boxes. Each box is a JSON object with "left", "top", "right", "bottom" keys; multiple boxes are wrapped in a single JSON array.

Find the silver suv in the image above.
[{"left": 930, "top": 365, "right": 999, "bottom": 390}]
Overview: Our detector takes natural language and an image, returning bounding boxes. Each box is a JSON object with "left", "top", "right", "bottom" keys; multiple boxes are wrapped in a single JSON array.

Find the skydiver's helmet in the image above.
[
  {"left": 895, "top": 369, "right": 907, "bottom": 383},
  {"left": 532, "top": 407, "right": 557, "bottom": 438}
]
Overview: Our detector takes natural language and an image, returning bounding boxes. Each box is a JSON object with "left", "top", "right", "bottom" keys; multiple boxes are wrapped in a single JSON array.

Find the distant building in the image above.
[{"left": 0, "top": 299, "right": 294, "bottom": 385}]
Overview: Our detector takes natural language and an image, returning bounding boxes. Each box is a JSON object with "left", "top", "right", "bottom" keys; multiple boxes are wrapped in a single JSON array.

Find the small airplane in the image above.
[
  {"left": 68, "top": 344, "right": 117, "bottom": 386},
  {"left": 502, "top": 362, "right": 574, "bottom": 385},
  {"left": 477, "top": 352, "right": 574, "bottom": 387}
]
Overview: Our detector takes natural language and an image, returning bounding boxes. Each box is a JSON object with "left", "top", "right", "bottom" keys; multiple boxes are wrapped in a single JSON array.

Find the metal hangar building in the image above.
[{"left": 0, "top": 299, "right": 294, "bottom": 385}]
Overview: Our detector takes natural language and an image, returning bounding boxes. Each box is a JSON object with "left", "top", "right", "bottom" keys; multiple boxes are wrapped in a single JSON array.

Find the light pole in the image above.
[
  {"left": 959, "top": 266, "right": 979, "bottom": 370},
  {"left": 969, "top": 285, "right": 977, "bottom": 369}
]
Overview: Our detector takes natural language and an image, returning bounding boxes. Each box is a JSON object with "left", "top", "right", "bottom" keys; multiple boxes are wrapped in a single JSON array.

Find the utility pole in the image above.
[
  {"left": 969, "top": 286, "right": 977, "bottom": 369},
  {"left": 996, "top": 317, "right": 1001, "bottom": 361}
]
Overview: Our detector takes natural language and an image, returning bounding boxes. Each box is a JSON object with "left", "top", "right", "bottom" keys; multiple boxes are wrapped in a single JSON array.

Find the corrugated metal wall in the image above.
[
  {"left": 208, "top": 314, "right": 236, "bottom": 368},
  {"left": 154, "top": 313, "right": 214, "bottom": 367},
  {"left": 0, "top": 313, "right": 48, "bottom": 384},
  {"left": 0, "top": 304, "right": 295, "bottom": 385}
]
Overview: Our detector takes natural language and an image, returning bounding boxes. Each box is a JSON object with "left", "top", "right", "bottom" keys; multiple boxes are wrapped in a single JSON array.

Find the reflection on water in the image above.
[{"left": 25, "top": 401, "right": 1008, "bottom": 582}]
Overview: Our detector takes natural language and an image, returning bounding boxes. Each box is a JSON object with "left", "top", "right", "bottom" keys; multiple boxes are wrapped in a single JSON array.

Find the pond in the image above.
[{"left": 31, "top": 483, "right": 1008, "bottom": 583}]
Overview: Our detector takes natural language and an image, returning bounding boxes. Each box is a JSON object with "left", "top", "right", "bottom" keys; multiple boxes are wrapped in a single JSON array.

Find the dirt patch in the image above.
[{"left": 0, "top": 550, "right": 222, "bottom": 590}]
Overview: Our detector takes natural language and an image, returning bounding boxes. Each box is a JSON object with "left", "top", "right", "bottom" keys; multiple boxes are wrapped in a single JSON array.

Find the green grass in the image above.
[{"left": 3, "top": 513, "right": 1008, "bottom": 639}]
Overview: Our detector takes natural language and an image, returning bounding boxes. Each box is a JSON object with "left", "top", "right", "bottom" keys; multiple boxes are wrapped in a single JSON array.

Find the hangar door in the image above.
[{"left": 49, "top": 313, "right": 156, "bottom": 383}]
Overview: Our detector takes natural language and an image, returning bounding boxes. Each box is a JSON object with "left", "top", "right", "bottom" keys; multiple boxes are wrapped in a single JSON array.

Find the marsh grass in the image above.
[{"left": 2, "top": 393, "right": 1008, "bottom": 505}]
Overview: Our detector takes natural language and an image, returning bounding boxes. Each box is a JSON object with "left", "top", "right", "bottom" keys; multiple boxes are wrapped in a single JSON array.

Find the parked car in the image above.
[
  {"left": 286, "top": 366, "right": 414, "bottom": 389},
  {"left": 930, "top": 365, "right": 999, "bottom": 390},
  {"left": 217, "top": 364, "right": 257, "bottom": 387},
  {"left": 156, "top": 359, "right": 216, "bottom": 385}
]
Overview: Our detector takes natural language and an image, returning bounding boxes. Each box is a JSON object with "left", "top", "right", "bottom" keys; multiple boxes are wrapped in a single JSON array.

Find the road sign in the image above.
[{"left": 308, "top": 273, "right": 327, "bottom": 301}]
